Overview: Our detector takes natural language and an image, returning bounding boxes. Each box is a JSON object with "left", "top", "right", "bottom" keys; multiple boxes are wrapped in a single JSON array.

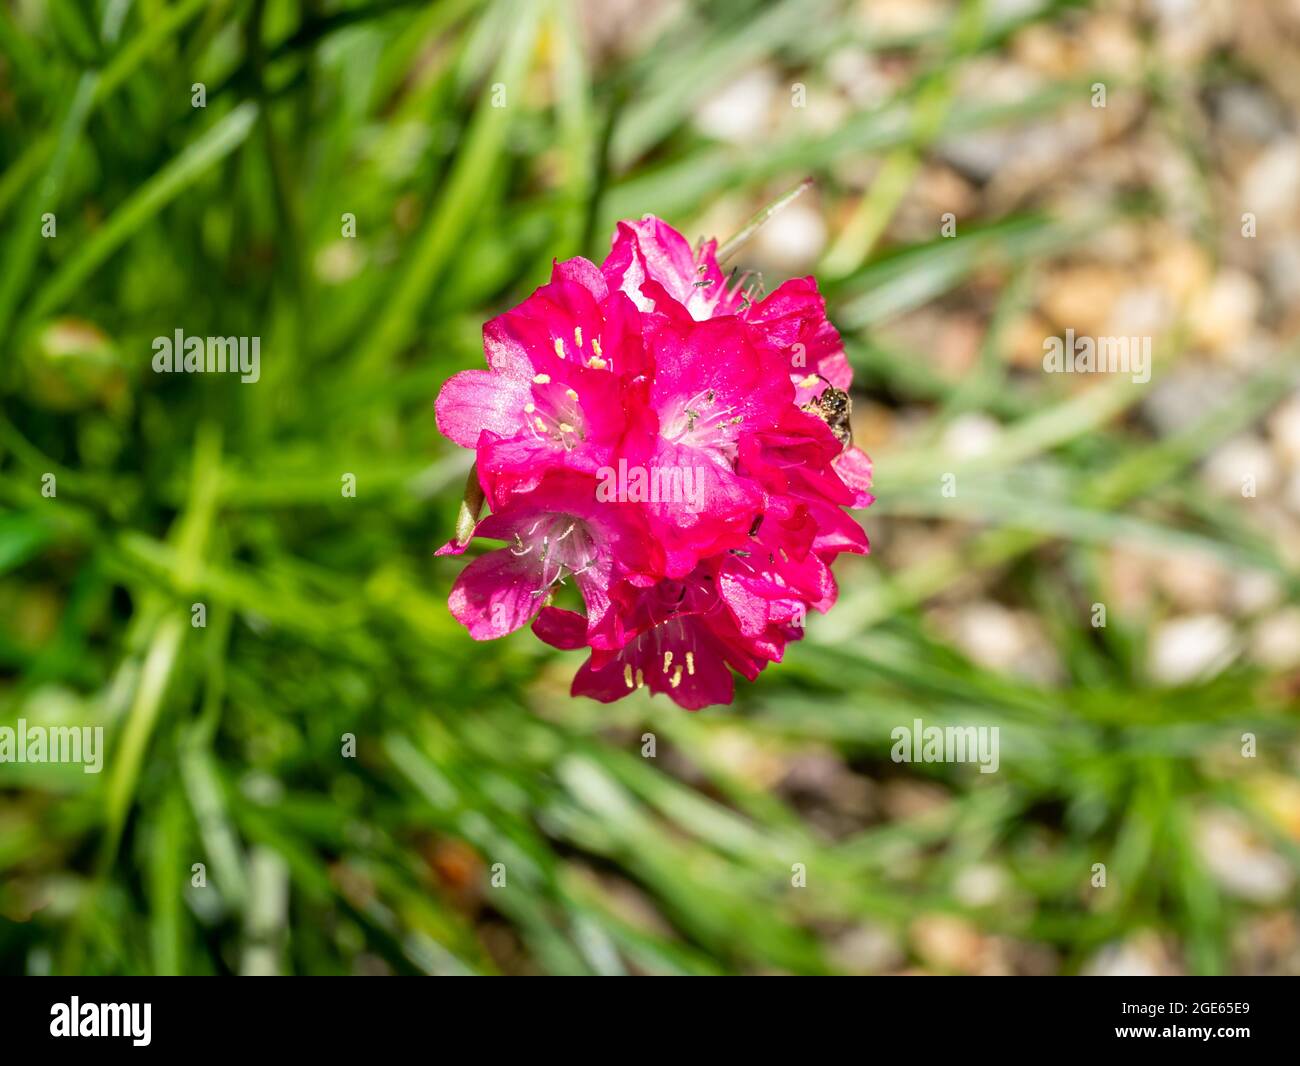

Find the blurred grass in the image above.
[{"left": 0, "top": 0, "right": 1297, "bottom": 976}]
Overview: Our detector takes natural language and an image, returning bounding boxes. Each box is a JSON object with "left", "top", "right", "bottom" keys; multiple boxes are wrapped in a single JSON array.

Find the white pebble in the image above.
[{"left": 1147, "top": 614, "right": 1237, "bottom": 685}]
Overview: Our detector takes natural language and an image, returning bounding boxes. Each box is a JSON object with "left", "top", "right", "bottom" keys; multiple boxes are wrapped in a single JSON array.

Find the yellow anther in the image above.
[
  {"left": 574, "top": 327, "right": 583, "bottom": 348},
  {"left": 533, "top": 373, "right": 551, "bottom": 384},
  {"left": 685, "top": 652, "right": 695, "bottom": 676},
  {"left": 623, "top": 664, "right": 634, "bottom": 689},
  {"left": 670, "top": 666, "right": 683, "bottom": 688},
  {"left": 662, "top": 651, "right": 673, "bottom": 674},
  {"left": 554, "top": 338, "right": 565, "bottom": 359}
]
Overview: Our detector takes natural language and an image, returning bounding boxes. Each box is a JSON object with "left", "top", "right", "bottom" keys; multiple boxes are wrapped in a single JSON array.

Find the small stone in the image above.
[
  {"left": 1190, "top": 270, "right": 1261, "bottom": 355},
  {"left": 953, "top": 863, "right": 1007, "bottom": 908},
  {"left": 1201, "top": 434, "right": 1278, "bottom": 497},
  {"left": 1147, "top": 614, "right": 1237, "bottom": 685},
  {"left": 1081, "top": 932, "right": 1181, "bottom": 977},
  {"left": 1153, "top": 550, "right": 1226, "bottom": 612},
  {"left": 1214, "top": 85, "right": 1287, "bottom": 144},
  {"left": 1196, "top": 809, "right": 1294, "bottom": 903},
  {"left": 1144, "top": 368, "right": 1242, "bottom": 439},
  {"left": 314, "top": 241, "right": 365, "bottom": 284},
  {"left": 941, "top": 413, "right": 1001, "bottom": 460},
  {"left": 1267, "top": 391, "right": 1300, "bottom": 467},
  {"left": 825, "top": 47, "right": 892, "bottom": 108},
  {"left": 1039, "top": 265, "right": 1123, "bottom": 338},
  {"left": 751, "top": 201, "right": 826, "bottom": 272},
  {"left": 1241, "top": 140, "right": 1300, "bottom": 226},
  {"left": 1230, "top": 570, "right": 1283, "bottom": 614},
  {"left": 936, "top": 602, "right": 1061, "bottom": 684},
  {"left": 1285, "top": 470, "right": 1300, "bottom": 516},
  {"left": 829, "top": 923, "right": 904, "bottom": 974},
  {"left": 693, "top": 67, "right": 776, "bottom": 145},
  {"left": 1249, "top": 608, "right": 1300, "bottom": 671},
  {"left": 911, "top": 913, "right": 986, "bottom": 974}
]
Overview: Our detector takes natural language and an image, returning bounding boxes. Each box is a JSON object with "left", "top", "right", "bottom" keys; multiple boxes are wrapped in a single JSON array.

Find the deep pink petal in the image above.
[
  {"left": 484, "top": 274, "right": 649, "bottom": 379},
  {"left": 532, "top": 606, "right": 588, "bottom": 649},
  {"left": 571, "top": 621, "right": 736, "bottom": 710},
  {"left": 745, "top": 277, "right": 851, "bottom": 394},
  {"left": 602, "top": 218, "right": 741, "bottom": 321},
  {"left": 434, "top": 369, "right": 530, "bottom": 449},
  {"left": 833, "top": 446, "right": 875, "bottom": 508},
  {"left": 447, "top": 549, "right": 545, "bottom": 640}
]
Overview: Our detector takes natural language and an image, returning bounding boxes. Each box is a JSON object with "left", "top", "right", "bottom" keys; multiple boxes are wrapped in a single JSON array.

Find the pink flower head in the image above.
[{"left": 434, "top": 214, "right": 872, "bottom": 709}]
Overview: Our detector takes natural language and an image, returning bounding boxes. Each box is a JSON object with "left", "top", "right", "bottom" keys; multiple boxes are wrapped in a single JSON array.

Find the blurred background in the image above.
[{"left": 1, "top": 0, "right": 1299, "bottom": 976}]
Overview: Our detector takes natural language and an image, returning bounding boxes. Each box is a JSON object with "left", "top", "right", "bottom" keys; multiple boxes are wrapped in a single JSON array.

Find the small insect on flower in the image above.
[
  {"left": 802, "top": 384, "right": 853, "bottom": 449},
  {"left": 434, "top": 197, "right": 873, "bottom": 709}
]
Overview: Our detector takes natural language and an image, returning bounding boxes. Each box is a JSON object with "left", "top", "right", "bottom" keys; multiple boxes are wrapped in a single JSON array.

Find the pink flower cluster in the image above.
[{"left": 435, "top": 217, "right": 872, "bottom": 709}]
